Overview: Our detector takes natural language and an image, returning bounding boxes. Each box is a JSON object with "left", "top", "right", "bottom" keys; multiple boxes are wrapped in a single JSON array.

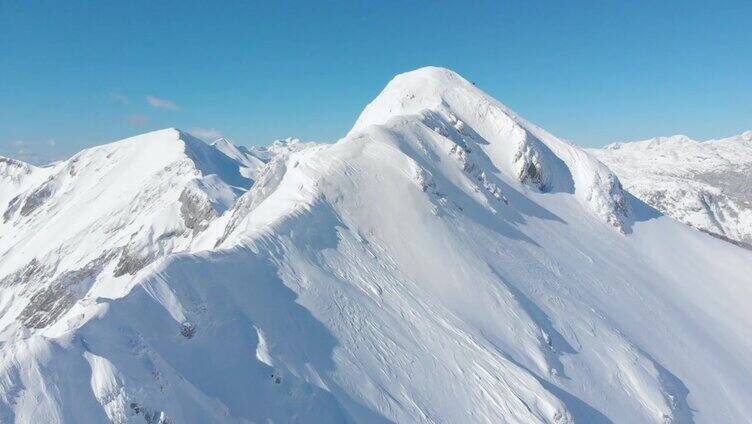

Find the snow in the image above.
[
  {"left": 0, "top": 67, "right": 751, "bottom": 423},
  {"left": 352, "top": 66, "right": 630, "bottom": 231},
  {"left": 0, "top": 156, "right": 59, "bottom": 218},
  {"left": 591, "top": 130, "right": 752, "bottom": 246},
  {"left": 0, "top": 128, "right": 254, "bottom": 333},
  {"left": 209, "top": 137, "right": 266, "bottom": 180}
]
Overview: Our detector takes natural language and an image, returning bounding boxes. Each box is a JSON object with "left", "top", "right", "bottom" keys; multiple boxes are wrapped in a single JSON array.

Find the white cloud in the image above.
[
  {"left": 188, "top": 128, "right": 224, "bottom": 141},
  {"left": 146, "top": 95, "right": 179, "bottom": 111},
  {"left": 47, "top": 139, "right": 57, "bottom": 147}
]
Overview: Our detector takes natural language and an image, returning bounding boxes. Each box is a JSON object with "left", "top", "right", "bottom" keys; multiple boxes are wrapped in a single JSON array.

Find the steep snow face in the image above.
[
  {"left": 209, "top": 137, "right": 267, "bottom": 180},
  {"left": 591, "top": 131, "right": 752, "bottom": 246},
  {"left": 0, "top": 68, "right": 751, "bottom": 424},
  {"left": 0, "top": 129, "right": 251, "bottom": 335}
]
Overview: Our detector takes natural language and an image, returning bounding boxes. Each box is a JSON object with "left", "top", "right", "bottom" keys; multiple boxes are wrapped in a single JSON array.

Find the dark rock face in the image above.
[
  {"left": 113, "top": 246, "right": 156, "bottom": 278},
  {"left": 1, "top": 176, "right": 55, "bottom": 222},
  {"left": 130, "top": 402, "right": 169, "bottom": 424},
  {"left": 609, "top": 177, "right": 630, "bottom": 221},
  {"left": 0, "top": 259, "right": 46, "bottom": 287},
  {"left": 0, "top": 157, "right": 28, "bottom": 168},
  {"left": 520, "top": 161, "right": 545, "bottom": 189},
  {"left": 19, "top": 182, "right": 53, "bottom": 217},
  {"left": 178, "top": 187, "right": 217, "bottom": 232},
  {"left": 0, "top": 157, "right": 32, "bottom": 183},
  {"left": 17, "top": 253, "right": 112, "bottom": 328},
  {"left": 699, "top": 228, "right": 752, "bottom": 251},
  {"left": 18, "top": 281, "right": 78, "bottom": 329},
  {"left": 513, "top": 140, "right": 549, "bottom": 192},
  {"left": 180, "top": 322, "right": 196, "bottom": 339},
  {"left": 2, "top": 194, "right": 23, "bottom": 223}
]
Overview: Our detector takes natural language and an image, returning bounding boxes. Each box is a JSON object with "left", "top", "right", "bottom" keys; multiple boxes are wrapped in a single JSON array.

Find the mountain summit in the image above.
[
  {"left": 1, "top": 67, "right": 750, "bottom": 423},
  {"left": 351, "top": 67, "right": 631, "bottom": 230}
]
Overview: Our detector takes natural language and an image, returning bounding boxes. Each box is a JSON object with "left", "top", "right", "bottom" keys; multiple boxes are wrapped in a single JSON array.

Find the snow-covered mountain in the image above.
[
  {"left": 0, "top": 156, "right": 58, "bottom": 214},
  {"left": 591, "top": 131, "right": 752, "bottom": 247},
  {"left": 0, "top": 129, "right": 258, "bottom": 331},
  {"left": 1, "top": 67, "right": 750, "bottom": 423}
]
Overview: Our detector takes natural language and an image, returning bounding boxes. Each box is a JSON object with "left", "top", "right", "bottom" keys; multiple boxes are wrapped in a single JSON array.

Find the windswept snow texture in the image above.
[
  {"left": 1, "top": 67, "right": 751, "bottom": 424},
  {"left": 592, "top": 131, "right": 752, "bottom": 247}
]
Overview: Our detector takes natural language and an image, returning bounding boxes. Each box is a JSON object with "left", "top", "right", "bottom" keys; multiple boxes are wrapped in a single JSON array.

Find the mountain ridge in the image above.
[{"left": 0, "top": 67, "right": 750, "bottom": 423}]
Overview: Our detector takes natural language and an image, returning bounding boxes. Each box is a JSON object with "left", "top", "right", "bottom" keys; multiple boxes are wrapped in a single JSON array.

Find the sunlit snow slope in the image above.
[
  {"left": 1, "top": 67, "right": 750, "bottom": 424},
  {"left": 591, "top": 132, "right": 752, "bottom": 247}
]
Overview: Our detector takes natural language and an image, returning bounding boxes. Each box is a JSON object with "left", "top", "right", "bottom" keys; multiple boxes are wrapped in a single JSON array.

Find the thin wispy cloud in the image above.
[
  {"left": 14, "top": 149, "right": 42, "bottom": 164},
  {"left": 146, "top": 95, "right": 179, "bottom": 111},
  {"left": 189, "top": 127, "right": 224, "bottom": 141},
  {"left": 109, "top": 92, "right": 129, "bottom": 105},
  {"left": 126, "top": 114, "right": 149, "bottom": 126},
  {"left": 6, "top": 140, "right": 58, "bottom": 165},
  {"left": 47, "top": 139, "right": 57, "bottom": 147}
]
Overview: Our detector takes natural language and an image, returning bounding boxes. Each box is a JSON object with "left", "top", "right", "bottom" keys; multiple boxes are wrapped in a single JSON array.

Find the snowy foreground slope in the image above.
[
  {"left": 591, "top": 132, "right": 752, "bottom": 248},
  {"left": 1, "top": 68, "right": 751, "bottom": 423}
]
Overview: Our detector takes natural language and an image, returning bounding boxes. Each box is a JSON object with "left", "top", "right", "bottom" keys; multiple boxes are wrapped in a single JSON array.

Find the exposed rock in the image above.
[
  {"left": 2, "top": 194, "right": 22, "bottom": 222},
  {"left": 180, "top": 322, "right": 196, "bottom": 339},
  {"left": 178, "top": 186, "right": 217, "bottom": 232},
  {"left": 113, "top": 246, "right": 156, "bottom": 278},
  {"left": 0, "top": 157, "right": 33, "bottom": 183},
  {"left": 513, "top": 137, "right": 549, "bottom": 191},
  {"left": 0, "top": 258, "right": 47, "bottom": 288},
  {"left": 130, "top": 402, "right": 170, "bottom": 424},
  {"left": 19, "top": 181, "right": 53, "bottom": 216},
  {"left": 18, "top": 253, "right": 112, "bottom": 328},
  {"left": 413, "top": 167, "right": 436, "bottom": 193}
]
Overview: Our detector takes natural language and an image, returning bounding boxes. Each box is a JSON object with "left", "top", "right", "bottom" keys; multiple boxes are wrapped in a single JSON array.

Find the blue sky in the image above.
[{"left": 1, "top": 1, "right": 750, "bottom": 164}]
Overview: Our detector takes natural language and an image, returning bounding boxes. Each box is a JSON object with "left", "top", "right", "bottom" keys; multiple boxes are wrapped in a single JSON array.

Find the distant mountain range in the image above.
[{"left": 591, "top": 131, "right": 752, "bottom": 248}]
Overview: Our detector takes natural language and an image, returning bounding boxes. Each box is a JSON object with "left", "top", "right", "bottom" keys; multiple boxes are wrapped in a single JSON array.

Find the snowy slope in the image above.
[
  {"left": 0, "top": 129, "right": 252, "bottom": 334},
  {"left": 209, "top": 137, "right": 266, "bottom": 180},
  {"left": 591, "top": 131, "right": 752, "bottom": 247},
  {"left": 0, "top": 67, "right": 750, "bottom": 423}
]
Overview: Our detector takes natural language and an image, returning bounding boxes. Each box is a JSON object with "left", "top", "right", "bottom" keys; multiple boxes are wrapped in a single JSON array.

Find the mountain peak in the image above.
[
  {"left": 351, "top": 66, "right": 478, "bottom": 133},
  {"left": 0, "top": 156, "right": 35, "bottom": 175},
  {"left": 387, "top": 66, "right": 467, "bottom": 89},
  {"left": 351, "top": 67, "right": 631, "bottom": 231}
]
